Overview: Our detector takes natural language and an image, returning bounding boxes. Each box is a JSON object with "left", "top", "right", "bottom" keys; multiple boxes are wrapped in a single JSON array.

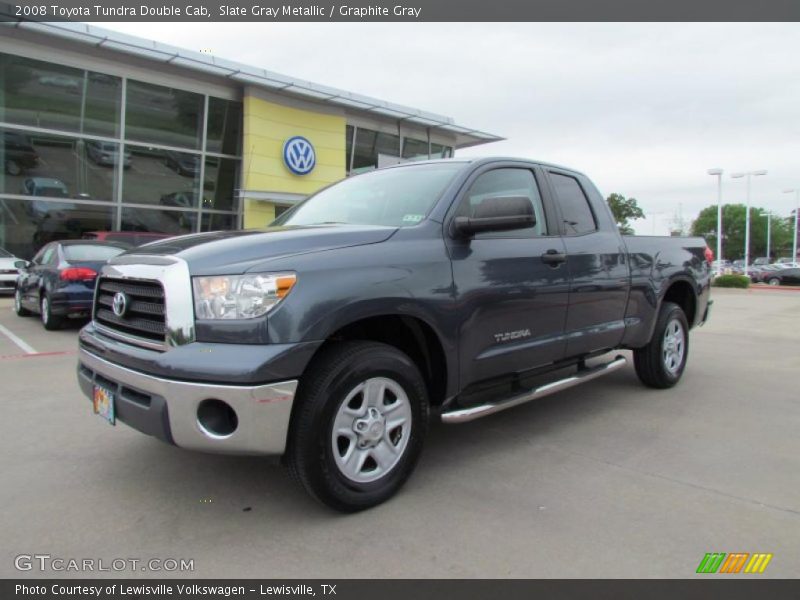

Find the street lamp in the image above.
[
  {"left": 707, "top": 168, "right": 723, "bottom": 270},
  {"left": 730, "top": 170, "right": 767, "bottom": 276},
  {"left": 763, "top": 210, "right": 773, "bottom": 262},
  {"left": 783, "top": 189, "right": 799, "bottom": 264}
]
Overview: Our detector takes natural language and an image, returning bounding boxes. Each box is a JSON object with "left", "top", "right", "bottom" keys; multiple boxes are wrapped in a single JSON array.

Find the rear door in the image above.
[
  {"left": 544, "top": 169, "right": 630, "bottom": 357},
  {"left": 446, "top": 163, "right": 570, "bottom": 389}
]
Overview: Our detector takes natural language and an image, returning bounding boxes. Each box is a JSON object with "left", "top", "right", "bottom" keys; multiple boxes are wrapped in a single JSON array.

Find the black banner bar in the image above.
[
  {"left": 4, "top": 580, "right": 800, "bottom": 600},
  {"left": 2, "top": 0, "right": 800, "bottom": 22}
]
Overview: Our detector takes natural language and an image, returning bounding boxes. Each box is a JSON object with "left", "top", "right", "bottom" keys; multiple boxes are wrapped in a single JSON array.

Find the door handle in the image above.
[{"left": 541, "top": 249, "right": 567, "bottom": 265}]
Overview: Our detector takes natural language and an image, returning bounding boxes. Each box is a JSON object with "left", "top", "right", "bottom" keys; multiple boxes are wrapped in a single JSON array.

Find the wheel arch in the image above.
[
  {"left": 305, "top": 313, "right": 451, "bottom": 408},
  {"left": 662, "top": 277, "right": 697, "bottom": 327}
]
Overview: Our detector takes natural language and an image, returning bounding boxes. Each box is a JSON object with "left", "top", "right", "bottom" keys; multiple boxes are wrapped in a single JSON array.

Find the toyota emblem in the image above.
[{"left": 112, "top": 291, "right": 129, "bottom": 317}]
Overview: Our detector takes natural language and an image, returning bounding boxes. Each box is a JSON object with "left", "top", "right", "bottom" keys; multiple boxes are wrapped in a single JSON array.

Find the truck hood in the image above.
[{"left": 123, "top": 224, "right": 398, "bottom": 274}]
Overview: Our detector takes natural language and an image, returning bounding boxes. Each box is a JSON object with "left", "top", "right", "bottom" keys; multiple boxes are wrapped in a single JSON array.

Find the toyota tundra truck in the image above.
[{"left": 77, "top": 157, "right": 711, "bottom": 511}]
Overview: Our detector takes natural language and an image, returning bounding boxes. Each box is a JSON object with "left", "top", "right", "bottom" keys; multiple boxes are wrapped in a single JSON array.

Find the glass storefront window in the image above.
[
  {"left": 125, "top": 80, "right": 204, "bottom": 150},
  {"left": 203, "top": 156, "right": 240, "bottom": 212},
  {"left": 1, "top": 54, "right": 254, "bottom": 242},
  {"left": 345, "top": 125, "right": 354, "bottom": 173},
  {"left": 352, "top": 128, "right": 400, "bottom": 171},
  {"left": 430, "top": 143, "right": 453, "bottom": 159},
  {"left": 122, "top": 145, "right": 201, "bottom": 207},
  {"left": 0, "top": 53, "right": 122, "bottom": 137},
  {"left": 0, "top": 197, "right": 115, "bottom": 259},
  {"left": 206, "top": 97, "right": 242, "bottom": 155},
  {"left": 402, "top": 137, "right": 429, "bottom": 160},
  {"left": 121, "top": 207, "right": 197, "bottom": 235},
  {"left": 83, "top": 72, "right": 123, "bottom": 138},
  {"left": 1, "top": 128, "right": 118, "bottom": 202},
  {"left": 201, "top": 212, "right": 236, "bottom": 232}
]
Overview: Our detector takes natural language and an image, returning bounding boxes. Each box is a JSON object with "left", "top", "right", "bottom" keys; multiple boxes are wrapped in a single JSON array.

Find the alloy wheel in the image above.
[
  {"left": 662, "top": 318, "right": 685, "bottom": 375},
  {"left": 331, "top": 377, "right": 412, "bottom": 484}
]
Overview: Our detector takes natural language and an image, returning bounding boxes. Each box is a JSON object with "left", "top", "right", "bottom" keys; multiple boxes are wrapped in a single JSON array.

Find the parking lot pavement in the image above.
[{"left": 1, "top": 288, "right": 798, "bottom": 578}]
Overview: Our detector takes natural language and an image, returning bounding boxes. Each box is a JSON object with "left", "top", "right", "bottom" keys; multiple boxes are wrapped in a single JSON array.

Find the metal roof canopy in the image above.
[{"left": 3, "top": 20, "right": 504, "bottom": 148}]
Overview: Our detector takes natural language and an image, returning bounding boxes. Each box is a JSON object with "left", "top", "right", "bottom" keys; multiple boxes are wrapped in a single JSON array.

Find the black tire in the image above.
[
  {"left": 633, "top": 302, "right": 689, "bottom": 389},
  {"left": 767, "top": 277, "right": 780, "bottom": 286},
  {"left": 40, "top": 294, "right": 63, "bottom": 330},
  {"left": 14, "top": 288, "right": 32, "bottom": 317},
  {"left": 286, "top": 341, "right": 429, "bottom": 512}
]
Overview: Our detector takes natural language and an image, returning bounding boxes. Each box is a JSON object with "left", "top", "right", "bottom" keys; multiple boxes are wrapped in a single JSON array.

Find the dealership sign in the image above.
[{"left": 283, "top": 136, "right": 316, "bottom": 175}]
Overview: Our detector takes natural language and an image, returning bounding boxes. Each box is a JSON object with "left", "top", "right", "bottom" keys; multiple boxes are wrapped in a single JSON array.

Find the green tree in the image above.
[
  {"left": 691, "top": 204, "right": 793, "bottom": 261},
  {"left": 607, "top": 193, "right": 645, "bottom": 235}
]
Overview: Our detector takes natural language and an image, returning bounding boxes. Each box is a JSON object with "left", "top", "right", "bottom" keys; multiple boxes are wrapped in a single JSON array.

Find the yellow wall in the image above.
[{"left": 242, "top": 95, "right": 346, "bottom": 228}]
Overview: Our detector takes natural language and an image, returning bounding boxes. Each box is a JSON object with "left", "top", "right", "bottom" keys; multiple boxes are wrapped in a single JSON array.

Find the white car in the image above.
[{"left": 0, "top": 247, "right": 20, "bottom": 294}]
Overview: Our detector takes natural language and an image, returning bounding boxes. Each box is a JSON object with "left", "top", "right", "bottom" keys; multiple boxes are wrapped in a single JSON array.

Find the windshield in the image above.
[
  {"left": 0, "top": 248, "right": 12, "bottom": 258},
  {"left": 63, "top": 244, "right": 125, "bottom": 262},
  {"left": 273, "top": 163, "right": 464, "bottom": 228}
]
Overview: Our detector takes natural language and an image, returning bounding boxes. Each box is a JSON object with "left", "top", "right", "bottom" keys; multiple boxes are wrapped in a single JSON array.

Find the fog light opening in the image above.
[{"left": 197, "top": 399, "right": 238, "bottom": 439}]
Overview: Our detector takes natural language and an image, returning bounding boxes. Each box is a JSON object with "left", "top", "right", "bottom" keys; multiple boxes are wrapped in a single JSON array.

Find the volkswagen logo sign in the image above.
[
  {"left": 283, "top": 136, "right": 316, "bottom": 175},
  {"left": 112, "top": 291, "right": 129, "bottom": 317}
]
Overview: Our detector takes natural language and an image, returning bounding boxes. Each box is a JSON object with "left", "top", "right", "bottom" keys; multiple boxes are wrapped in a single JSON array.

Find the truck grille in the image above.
[{"left": 94, "top": 278, "right": 166, "bottom": 344}]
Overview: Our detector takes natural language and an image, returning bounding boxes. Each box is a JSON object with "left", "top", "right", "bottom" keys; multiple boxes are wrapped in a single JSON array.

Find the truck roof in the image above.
[{"left": 380, "top": 156, "right": 587, "bottom": 177}]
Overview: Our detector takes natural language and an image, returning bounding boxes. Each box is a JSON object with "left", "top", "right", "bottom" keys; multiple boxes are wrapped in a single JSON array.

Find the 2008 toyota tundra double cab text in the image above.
[{"left": 77, "top": 158, "right": 711, "bottom": 511}]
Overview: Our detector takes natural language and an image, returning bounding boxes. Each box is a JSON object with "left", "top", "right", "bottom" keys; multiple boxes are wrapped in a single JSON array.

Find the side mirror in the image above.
[
  {"left": 453, "top": 195, "right": 536, "bottom": 237},
  {"left": 14, "top": 260, "right": 30, "bottom": 270}
]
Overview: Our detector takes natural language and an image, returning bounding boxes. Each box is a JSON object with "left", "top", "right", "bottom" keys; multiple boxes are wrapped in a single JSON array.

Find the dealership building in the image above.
[{"left": 0, "top": 21, "right": 500, "bottom": 259}]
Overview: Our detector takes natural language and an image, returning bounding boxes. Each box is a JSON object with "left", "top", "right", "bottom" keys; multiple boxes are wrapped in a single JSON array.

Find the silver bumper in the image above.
[{"left": 78, "top": 348, "right": 297, "bottom": 456}]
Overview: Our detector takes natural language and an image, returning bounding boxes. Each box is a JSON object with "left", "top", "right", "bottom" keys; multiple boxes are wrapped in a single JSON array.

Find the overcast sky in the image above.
[{"left": 104, "top": 22, "right": 800, "bottom": 235}]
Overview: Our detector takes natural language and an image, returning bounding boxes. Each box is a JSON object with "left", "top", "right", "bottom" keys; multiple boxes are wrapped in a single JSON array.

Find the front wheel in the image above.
[
  {"left": 286, "top": 341, "right": 429, "bottom": 512},
  {"left": 634, "top": 302, "right": 689, "bottom": 389},
  {"left": 767, "top": 277, "right": 780, "bottom": 286},
  {"left": 14, "top": 288, "right": 32, "bottom": 316}
]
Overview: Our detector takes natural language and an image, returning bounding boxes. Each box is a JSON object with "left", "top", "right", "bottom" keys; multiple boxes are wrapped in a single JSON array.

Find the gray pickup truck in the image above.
[{"left": 77, "top": 157, "right": 711, "bottom": 511}]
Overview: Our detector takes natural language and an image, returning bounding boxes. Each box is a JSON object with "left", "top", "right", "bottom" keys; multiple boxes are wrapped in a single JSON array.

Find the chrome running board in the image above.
[{"left": 441, "top": 355, "right": 628, "bottom": 424}]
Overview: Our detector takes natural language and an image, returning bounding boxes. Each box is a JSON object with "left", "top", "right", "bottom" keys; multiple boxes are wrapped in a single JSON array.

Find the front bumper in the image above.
[
  {"left": 0, "top": 274, "right": 17, "bottom": 291},
  {"left": 78, "top": 348, "right": 298, "bottom": 456}
]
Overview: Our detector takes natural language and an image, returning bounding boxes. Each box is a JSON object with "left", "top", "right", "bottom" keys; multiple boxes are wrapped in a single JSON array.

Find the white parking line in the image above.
[{"left": 0, "top": 322, "right": 37, "bottom": 354}]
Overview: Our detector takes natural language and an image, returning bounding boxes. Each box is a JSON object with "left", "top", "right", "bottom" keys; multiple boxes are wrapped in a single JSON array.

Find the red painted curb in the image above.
[{"left": 0, "top": 350, "right": 77, "bottom": 361}]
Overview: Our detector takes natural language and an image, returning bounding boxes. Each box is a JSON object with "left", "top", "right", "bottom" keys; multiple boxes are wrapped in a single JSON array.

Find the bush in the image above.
[{"left": 713, "top": 274, "right": 750, "bottom": 288}]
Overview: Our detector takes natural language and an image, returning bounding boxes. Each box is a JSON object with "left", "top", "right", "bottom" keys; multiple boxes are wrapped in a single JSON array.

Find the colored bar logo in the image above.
[{"left": 696, "top": 553, "right": 772, "bottom": 574}]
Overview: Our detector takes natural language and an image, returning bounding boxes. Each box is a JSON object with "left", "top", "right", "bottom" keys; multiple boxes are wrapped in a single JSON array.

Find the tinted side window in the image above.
[
  {"left": 550, "top": 172, "right": 597, "bottom": 235},
  {"left": 458, "top": 168, "right": 547, "bottom": 237},
  {"left": 41, "top": 246, "right": 56, "bottom": 265},
  {"left": 31, "top": 246, "right": 48, "bottom": 265}
]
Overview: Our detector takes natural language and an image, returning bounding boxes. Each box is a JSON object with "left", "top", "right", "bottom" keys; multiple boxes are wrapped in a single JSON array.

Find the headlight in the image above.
[{"left": 192, "top": 273, "right": 296, "bottom": 320}]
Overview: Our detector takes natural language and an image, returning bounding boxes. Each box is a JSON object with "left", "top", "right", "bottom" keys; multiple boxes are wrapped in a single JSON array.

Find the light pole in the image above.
[
  {"left": 731, "top": 170, "right": 767, "bottom": 276},
  {"left": 783, "top": 189, "right": 799, "bottom": 264},
  {"left": 707, "top": 169, "right": 723, "bottom": 270},
  {"left": 765, "top": 210, "right": 772, "bottom": 262}
]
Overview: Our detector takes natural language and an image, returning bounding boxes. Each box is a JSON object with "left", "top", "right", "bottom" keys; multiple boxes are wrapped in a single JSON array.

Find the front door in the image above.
[{"left": 446, "top": 164, "right": 570, "bottom": 389}]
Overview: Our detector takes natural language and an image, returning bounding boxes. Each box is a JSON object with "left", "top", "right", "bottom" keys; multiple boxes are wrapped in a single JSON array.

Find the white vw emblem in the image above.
[
  {"left": 283, "top": 136, "right": 316, "bottom": 175},
  {"left": 112, "top": 292, "right": 128, "bottom": 317}
]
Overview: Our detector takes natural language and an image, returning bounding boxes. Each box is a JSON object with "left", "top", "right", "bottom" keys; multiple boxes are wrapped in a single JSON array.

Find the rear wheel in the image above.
[
  {"left": 634, "top": 302, "right": 689, "bottom": 389},
  {"left": 40, "top": 294, "right": 63, "bottom": 330},
  {"left": 14, "top": 289, "right": 32, "bottom": 316},
  {"left": 286, "top": 341, "right": 429, "bottom": 512}
]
